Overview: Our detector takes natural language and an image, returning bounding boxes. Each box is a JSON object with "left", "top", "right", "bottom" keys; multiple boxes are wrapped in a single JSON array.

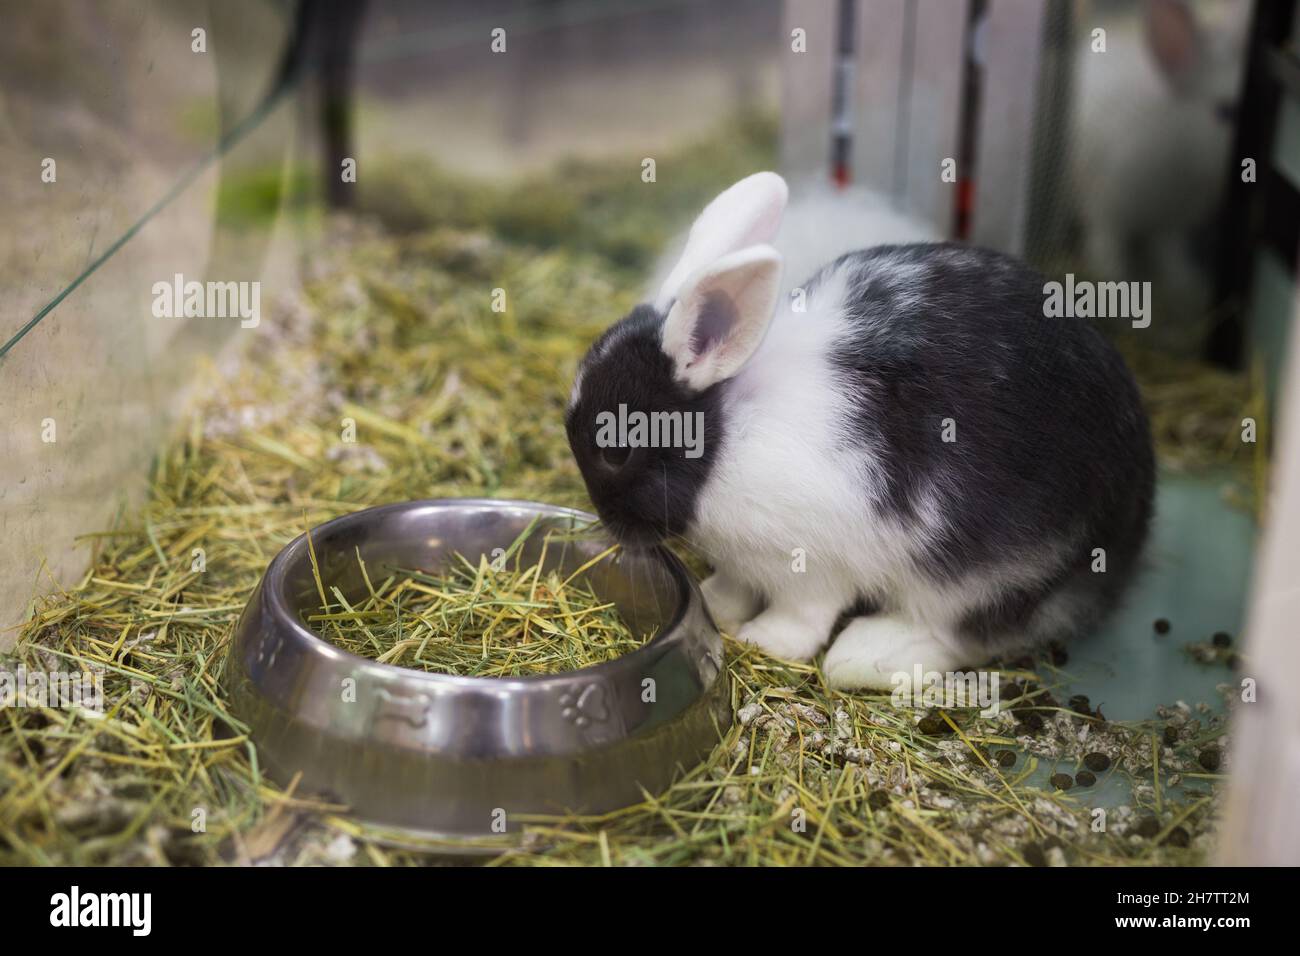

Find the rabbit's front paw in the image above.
[
  {"left": 700, "top": 573, "right": 761, "bottom": 634},
  {"left": 737, "top": 607, "right": 832, "bottom": 662}
]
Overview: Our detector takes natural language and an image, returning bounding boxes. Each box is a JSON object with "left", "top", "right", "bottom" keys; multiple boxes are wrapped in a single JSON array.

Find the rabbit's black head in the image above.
[
  {"left": 565, "top": 305, "right": 721, "bottom": 547},
  {"left": 564, "top": 172, "right": 789, "bottom": 547}
]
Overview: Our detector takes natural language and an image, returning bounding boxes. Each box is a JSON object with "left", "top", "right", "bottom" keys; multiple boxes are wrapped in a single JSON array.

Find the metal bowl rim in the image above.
[{"left": 258, "top": 497, "right": 697, "bottom": 691}]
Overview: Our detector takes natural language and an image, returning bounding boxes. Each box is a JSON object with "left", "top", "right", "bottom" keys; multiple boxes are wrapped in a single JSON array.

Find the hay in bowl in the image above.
[{"left": 300, "top": 520, "right": 649, "bottom": 677}]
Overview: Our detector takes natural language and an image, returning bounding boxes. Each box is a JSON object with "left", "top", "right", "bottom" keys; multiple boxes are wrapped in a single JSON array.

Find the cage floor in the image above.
[
  {"left": 1060, "top": 471, "right": 1252, "bottom": 722},
  {"left": 1017, "top": 471, "right": 1251, "bottom": 807}
]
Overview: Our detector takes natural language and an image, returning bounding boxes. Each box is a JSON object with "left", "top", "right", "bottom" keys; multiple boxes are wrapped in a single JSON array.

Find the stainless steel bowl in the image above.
[{"left": 224, "top": 498, "right": 728, "bottom": 847}]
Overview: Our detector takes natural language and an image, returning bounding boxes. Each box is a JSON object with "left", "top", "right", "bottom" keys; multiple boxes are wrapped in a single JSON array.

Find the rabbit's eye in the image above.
[{"left": 599, "top": 444, "right": 631, "bottom": 470}]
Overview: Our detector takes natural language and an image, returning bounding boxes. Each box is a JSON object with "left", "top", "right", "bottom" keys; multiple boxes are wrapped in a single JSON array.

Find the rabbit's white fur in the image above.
[
  {"left": 655, "top": 173, "right": 1022, "bottom": 686},
  {"left": 687, "top": 250, "right": 1070, "bottom": 686}
]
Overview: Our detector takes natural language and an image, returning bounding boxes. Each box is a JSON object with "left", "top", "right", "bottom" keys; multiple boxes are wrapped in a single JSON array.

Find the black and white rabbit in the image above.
[{"left": 565, "top": 172, "right": 1154, "bottom": 688}]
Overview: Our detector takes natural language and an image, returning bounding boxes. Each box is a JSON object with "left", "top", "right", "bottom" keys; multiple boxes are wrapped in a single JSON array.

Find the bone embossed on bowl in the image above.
[{"left": 225, "top": 498, "right": 729, "bottom": 844}]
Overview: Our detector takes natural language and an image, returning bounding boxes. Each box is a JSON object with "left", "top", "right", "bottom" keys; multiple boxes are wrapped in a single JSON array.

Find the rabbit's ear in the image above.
[
  {"left": 1145, "top": 0, "right": 1202, "bottom": 89},
  {"left": 661, "top": 244, "right": 782, "bottom": 392},
  {"left": 655, "top": 172, "right": 788, "bottom": 311}
]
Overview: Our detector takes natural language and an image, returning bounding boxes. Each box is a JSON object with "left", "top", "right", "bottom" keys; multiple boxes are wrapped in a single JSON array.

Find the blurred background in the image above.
[{"left": 1, "top": 0, "right": 1298, "bottom": 861}]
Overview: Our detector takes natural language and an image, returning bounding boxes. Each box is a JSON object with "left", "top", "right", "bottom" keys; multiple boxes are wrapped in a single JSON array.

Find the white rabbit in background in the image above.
[{"left": 1070, "top": 0, "right": 1250, "bottom": 322}]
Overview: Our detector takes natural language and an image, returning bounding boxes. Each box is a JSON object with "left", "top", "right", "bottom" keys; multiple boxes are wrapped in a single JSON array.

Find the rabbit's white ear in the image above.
[
  {"left": 655, "top": 172, "right": 788, "bottom": 311},
  {"left": 1145, "top": 0, "right": 1202, "bottom": 89},
  {"left": 661, "top": 245, "right": 782, "bottom": 392}
]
